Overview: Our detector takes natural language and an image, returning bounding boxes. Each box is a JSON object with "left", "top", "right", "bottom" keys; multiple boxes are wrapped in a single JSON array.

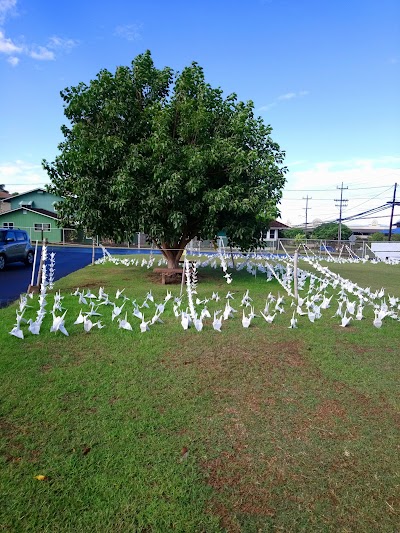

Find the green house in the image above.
[
  {"left": 0, "top": 188, "right": 63, "bottom": 243},
  {"left": 3, "top": 187, "right": 64, "bottom": 211}
]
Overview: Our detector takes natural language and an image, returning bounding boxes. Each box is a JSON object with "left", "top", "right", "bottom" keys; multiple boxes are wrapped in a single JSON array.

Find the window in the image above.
[
  {"left": 34, "top": 223, "right": 51, "bottom": 231},
  {"left": 2, "top": 222, "right": 14, "bottom": 229},
  {"left": 269, "top": 229, "right": 275, "bottom": 239},
  {"left": 16, "top": 231, "right": 26, "bottom": 242}
]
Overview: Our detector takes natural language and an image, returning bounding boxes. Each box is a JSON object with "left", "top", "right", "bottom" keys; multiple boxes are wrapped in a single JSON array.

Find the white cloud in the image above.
[
  {"left": 0, "top": 29, "right": 21, "bottom": 53},
  {"left": 278, "top": 92, "right": 296, "bottom": 101},
  {"left": 28, "top": 45, "right": 55, "bottom": 61},
  {"left": 0, "top": 160, "right": 49, "bottom": 194},
  {"left": 24, "top": 36, "right": 78, "bottom": 61},
  {"left": 6, "top": 54, "right": 18, "bottom": 65},
  {"left": 258, "top": 102, "right": 276, "bottom": 112},
  {"left": 286, "top": 157, "right": 400, "bottom": 195},
  {"left": 114, "top": 23, "right": 142, "bottom": 41},
  {"left": 0, "top": 0, "right": 17, "bottom": 24},
  {"left": 0, "top": 0, "right": 16, "bottom": 12},
  {"left": 0, "top": 1, "right": 77, "bottom": 65},
  {"left": 259, "top": 90, "right": 309, "bottom": 113},
  {"left": 278, "top": 157, "right": 400, "bottom": 227},
  {"left": 47, "top": 35, "right": 79, "bottom": 52},
  {"left": 278, "top": 90, "right": 309, "bottom": 101},
  {"left": 0, "top": 33, "right": 79, "bottom": 64}
]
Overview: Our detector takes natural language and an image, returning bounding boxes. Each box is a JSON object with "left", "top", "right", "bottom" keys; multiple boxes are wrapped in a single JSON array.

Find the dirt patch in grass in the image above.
[
  {"left": 335, "top": 339, "right": 381, "bottom": 356},
  {"left": 58, "top": 270, "right": 125, "bottom": 291},
  {"left": 173, "top": 333, "right": 400, "bottom": 530},
  {"left": 0, "top": 416, "right": 17, "bottom": 442},
  {"left": 324, "top": 374, "right": 400, "bottom": 428},
  {"left": 146, "top": 272, "right": 182, "bottom": 285},
  {"left": 291, "top": 398, "right": 354, "bottom": 442},
  {"left": 1, "top": 416, "right": 40, "bottom": 464},
  {"left": 204, "top": 445, "right": 276, "bottom": 513},
  {"left": 146, "top": 269, "right": 223, "bottom": 285},
  {"left": 203, "top": 436, "right": 276, "bottom": 530},
  {"left": 75, "top": 282, "right": 103, "bottom": 289},
  {"left": 209, "top": 501, "right": 240, "bottom": 533},
  {"left": 313, "top": 399, "right": 347, "bottom": 421},
  {"left": 190, "top": 337, "right": 310, "bottom": 524},
  {"left": 108, "top": 395, "right": 121, "bottom": 405},
  {"left": 65, "top": 280, "right": 110, "bottom": 290},
  {"left": 274, "top": 341, "right": 306, "bottom": 367}
]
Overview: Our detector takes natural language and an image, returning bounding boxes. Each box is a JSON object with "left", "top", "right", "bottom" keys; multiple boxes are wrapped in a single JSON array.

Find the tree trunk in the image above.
[
  {"left": 159, "top": 239, "right": 189, "bottom": 269},
  {"left": 164, "top": 250, "right": 180, "bottom": 269}
]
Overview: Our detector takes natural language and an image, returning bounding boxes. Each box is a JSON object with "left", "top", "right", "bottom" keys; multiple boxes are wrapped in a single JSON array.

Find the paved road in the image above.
[{"left": 0, "top": 246, "right": 156, "bottom": 308}]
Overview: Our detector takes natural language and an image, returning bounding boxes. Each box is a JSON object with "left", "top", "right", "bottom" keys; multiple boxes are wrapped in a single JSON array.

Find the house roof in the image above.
[
  {"left": 270, "top": 220, "right": 290, "bottom": 229},
  {"left": 29, "top": 208, "right": 59, "bottom": 219},
  {"left": 0, "top": 206, "right": 59, "bottom": 220},
  {"left": 1, "top": 187, "right": 47, "bottom": 202},
  {"left": 0, "top": 191, "right": 11, "bottom": 200},
  {"left": 381, "top": 227, "right": 400, "bottom": 235}
]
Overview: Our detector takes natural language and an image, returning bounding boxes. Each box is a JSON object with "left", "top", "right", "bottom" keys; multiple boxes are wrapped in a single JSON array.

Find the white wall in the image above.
[
  {"left": 371, "top": 243, "right": 400, "bottom": 259},
  {"left": 263, "top": 229, "right": 278, "bottom": 241}
]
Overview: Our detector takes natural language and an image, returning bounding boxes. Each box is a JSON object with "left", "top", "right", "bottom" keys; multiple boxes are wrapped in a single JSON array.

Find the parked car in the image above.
[
  {"left": 0, "top": 229, "right": 35, "bottom": 271},
  {"left": 320, "top": 245, "right": 335, "bottom": 252}
]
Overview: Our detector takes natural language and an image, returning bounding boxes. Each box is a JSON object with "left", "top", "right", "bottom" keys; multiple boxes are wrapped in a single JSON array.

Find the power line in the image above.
[
  {"left": 282, "top": 185, "right": 395, "bottom": 208},
  {"left": 333, "top": 185, "right": 394, "bottom": 213},
  {"left": 283, "top": 185, "right": 394, "bottom": 192},
  {"left": 281, "top": 196, "right": 392, "bottom": 201},
  {"left": 341, "top": 203, "right": 393, "bottom": 222},
  {"left": 348, "top": 214, "right": 400, "bottom": 220}
]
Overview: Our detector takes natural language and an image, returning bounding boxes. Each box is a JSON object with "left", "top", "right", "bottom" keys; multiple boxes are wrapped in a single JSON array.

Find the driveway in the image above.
[{"left": 0, "top": 246, "right": 156, "bottom": 308}]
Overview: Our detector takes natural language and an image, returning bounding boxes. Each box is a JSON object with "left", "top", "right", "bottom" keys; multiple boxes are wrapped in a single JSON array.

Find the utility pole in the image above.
[
  {"left": 303, "top": 195, "right": 312, "bottom": 231},
  {"left": 388, "top": 183, "right": 398, "bottom": 242},
  {"left": 335, "top": 182, "right": 348, "bottom": 242}
]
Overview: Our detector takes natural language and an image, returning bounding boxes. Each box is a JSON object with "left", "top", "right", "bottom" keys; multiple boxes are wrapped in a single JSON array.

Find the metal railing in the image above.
[
  {"left": 4, "top": 226, "right": 372, "bottom": 258},
  {"left": 188, "top": 238, "right": 370, "bottom": 259}
]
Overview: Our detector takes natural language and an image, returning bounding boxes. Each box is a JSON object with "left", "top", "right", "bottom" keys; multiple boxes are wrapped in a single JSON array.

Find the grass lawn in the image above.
[{"left": 1, "top": 256, "right": 399, "bottom": 532}]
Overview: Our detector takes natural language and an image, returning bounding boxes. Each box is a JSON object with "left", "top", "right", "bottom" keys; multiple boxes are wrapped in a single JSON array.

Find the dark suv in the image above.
[{"left": 0, "top": 229, "right": 35, "bottom": 271}]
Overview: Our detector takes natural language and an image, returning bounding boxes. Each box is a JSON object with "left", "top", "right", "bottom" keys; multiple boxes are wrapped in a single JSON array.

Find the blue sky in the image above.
[{"left": 0, "top": 0, "right": 399, "bottom": 227}]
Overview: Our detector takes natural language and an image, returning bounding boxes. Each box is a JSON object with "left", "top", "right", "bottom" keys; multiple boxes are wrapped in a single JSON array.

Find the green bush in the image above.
[
  {"left": 368, "top": 232, "right": 387, "bottom": 242},
  {"left": 282, "top": 228, "right": 306, "bottom": 239},
  {"left": 312, "top": 222, "right": 352, "bottom": 240}
]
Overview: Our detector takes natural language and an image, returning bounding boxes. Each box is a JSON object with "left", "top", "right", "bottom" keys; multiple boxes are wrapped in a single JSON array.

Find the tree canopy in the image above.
[
  {"left": 282, "top": 228, "right": 306, "bottom": 239},
  {"left": 312, "top": 222, "right": 352, "bottom": 240},
  {"left": 44, "top": 51, "right": 287, "bottom": 268},
  {"left": 368, "top": 231, "right": 400, "bottom": 242}
]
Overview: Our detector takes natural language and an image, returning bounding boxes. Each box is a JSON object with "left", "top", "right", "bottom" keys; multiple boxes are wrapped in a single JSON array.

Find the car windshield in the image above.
[{"left": 0, "top": 230, "right": 6, "bottom": 243}]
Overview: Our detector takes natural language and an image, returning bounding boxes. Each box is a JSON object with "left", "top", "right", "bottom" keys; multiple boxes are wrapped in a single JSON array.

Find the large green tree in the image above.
[
  {"left": 282, "top": 228, "right": 306, "bottom": 239},
  {"left": 312, "top": 222, "right": 352, "bottom": 240},
  {"left": 44, "top": 51, "right": 287, "bottom": 268}
]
